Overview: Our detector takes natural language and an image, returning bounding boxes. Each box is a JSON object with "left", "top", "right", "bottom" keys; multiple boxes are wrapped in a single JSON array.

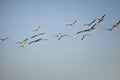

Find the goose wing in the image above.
[
  {"left": 72, "top": 20, "right": 77, "bottom": 24},
  {"left": 89, "top": 19, "right": 96, "bottom": 25}
]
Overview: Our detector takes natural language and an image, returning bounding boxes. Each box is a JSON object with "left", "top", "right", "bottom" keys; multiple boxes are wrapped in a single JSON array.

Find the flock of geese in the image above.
[
  {"left": 16, "top": 26, "right": 48, "bottom": 47},
  {"left": 0, "top": 14, "right": 120, "bottom": 48}
]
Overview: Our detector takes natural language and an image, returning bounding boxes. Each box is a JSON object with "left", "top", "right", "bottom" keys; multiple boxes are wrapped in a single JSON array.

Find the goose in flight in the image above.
[
  {"left": 33, "top": 25, "right": 41, "bottom": 32},
  {"left": 92, "top": 14, "right": 106, "bottom": 27},
  {"left": 55, "top": 33, "right": 69, "bottom": 40},
  {"left": 108, "top": 20, "right": 120, "bottom": 31},
  {"left": 20, "top": 42, "right": 27, "bottom": 47},
  {"left": 90, "top": 18, "right": 104, "bottom": 29},
  {"left": 108, "top": 27, "right": 114, "bottom": 31},
  {"left": 83, "top": 19, "right": 96, "bottom": 27},
  {"left": 16, "top": 39, "right": 28, "bottom": 47},
  {"left": 81, "top": 34, "right": 91, "bottom": 40},
  {"left": 55, "top": 33, "right": 62, "bottom": 38},
  {"left": 76, "top": 27, "right": 95, "bottom": 34},
  {"left": 31, "top": 33, "right": 45, "bottom": 38},
  {"left": 66, "top": 20, "right": 77, "bottom": 26},
  {"left": 96, "top": 17, "right": 104, "bottom": 25},
  {"left": 98, "top": 14, "right": 106, "bottom": 21},
  {"left": 0, "top": 37, "right": 9, "bottom": 42}
]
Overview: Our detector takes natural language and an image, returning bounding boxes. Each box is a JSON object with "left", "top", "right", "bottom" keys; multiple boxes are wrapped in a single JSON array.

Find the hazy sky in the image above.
[{"left": 0, "top": 0, "right": 120, "bottom": 80}]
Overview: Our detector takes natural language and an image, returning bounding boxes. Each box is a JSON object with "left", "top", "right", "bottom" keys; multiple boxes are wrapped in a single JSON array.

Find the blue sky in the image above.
[{"left": 0, "top": 0, "right": 120, "bottom": 80}]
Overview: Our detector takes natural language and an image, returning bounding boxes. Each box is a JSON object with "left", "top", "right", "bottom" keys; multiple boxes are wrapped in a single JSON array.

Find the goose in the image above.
[
  {"left": 0, "top": 37, "right": 9, "bottom": 42},
  {"left": 81, "top": 34, "right": 91, "bottom": 40},
  {"left": 83, "top": 19, "right": 96, "bottom": 27},
  {"left": 33, "top": 25, "right": 41, "bottom": 32},
  {"left": 98, "top": 14, "right": 106, "bottom": 21},
  {"left": 77, "top": 27, "right": 95, "bottom": 34},
  {"left": 16, "top": 39, "right": 28, "bottom": 47},
  {"left": 93, "top": 14, "right": 106, "bottom": 27},
  {"left": 108, "top": 20, "right": 120, "bottom": 31},
  {"left": 55, "top": 33, "right": 62, "bottom": 38},
  {"left": 66, "top": 20, "right": 77, "bottom": 26},
  {"left": 31, "top": 33, "right": 45, "bottom": 38},
  {"left": 16, "top": 41, "right": 27, "bottom": 48},
  {"left": 55, "top": 33, "right": 69, "bottom": 40},
  {"left": 20, "top": 42, "right": 27, "bottom": 47},
  {"left": 108, "top": 27, "right": 114, "bottom": 31},
  {"left": 96, "top": 18, "right": 104, "bottom": 25}
]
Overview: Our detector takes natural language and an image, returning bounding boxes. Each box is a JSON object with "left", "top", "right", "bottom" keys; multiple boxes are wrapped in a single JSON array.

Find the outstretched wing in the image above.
[
  {"left": 38, "top": 33, "right": 45, "bottom": 35},
  {"left": 81, "top": 35, "right": 86, "bottom": 40},
  {"left": 36, "top": 25, "right": 41, "bottom": 30},
  {"left": 58, "top": 36, "right": 62, "bottom": 40},
  {"left": 23, "top": 39, "right": 28, "bottom": 42},
  {"left": 76, "top": 30, "right": 86, "bottom": 34},
  {"left": 72, "top": 20, "right": 77, "bottom": 24},
  {"left": 28, "top": 41, "right": 35, "bottom": 44},
  {"left": 66, "top": 24, "right": 71, "bottom": 26},
  {"left": 89, "top": 19, "right": 96, "bottom": 25},
  {"left": 81, "top": 34, "right": 91, "bottom": 40}
]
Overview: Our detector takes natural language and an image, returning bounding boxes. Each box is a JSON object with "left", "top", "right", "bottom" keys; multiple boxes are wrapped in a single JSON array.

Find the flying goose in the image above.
[
  {"left": 33, "top": 25, "right": 41, "bottom": 32},
  {"left": 55, "top": 33, "right": 69, "bottom": 40},
  {"left": 55, "top": 33, "right": 62, "bottom": 38},
  {"left": 92, "top": 14, "right": 106, "bottom": 27},
  {"left": 16, "top": 39, "right": 28, "bottom": 47},
  {"left": 98, "top": 14, "right": 106, "bottom": 21},
  {"left": 108, "top": 20, "right": 120, "bottom": 31},
  {"left": 81, "top": 34, "right": 91, "bottom": 40},
  {"left": 66, "top": 20, "right": 77, "bottom": 26},
  {"left": 20, "top": 42, "right": 27, "bottom": 47},
  {"left": 0, "top": 37, "right": 9, "bottom": 42}
]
